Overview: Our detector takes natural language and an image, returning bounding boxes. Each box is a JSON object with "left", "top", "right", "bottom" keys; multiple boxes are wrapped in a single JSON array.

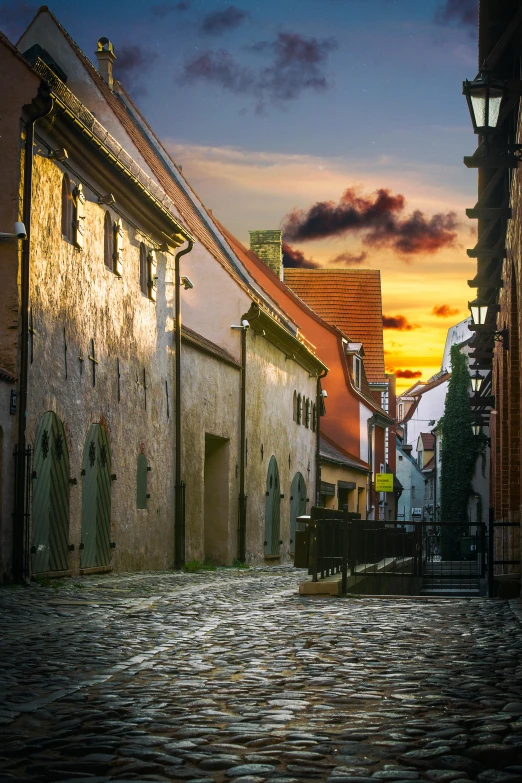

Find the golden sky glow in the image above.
[{"left": 165, "top": 140, "right": 477, "bottom": 392}]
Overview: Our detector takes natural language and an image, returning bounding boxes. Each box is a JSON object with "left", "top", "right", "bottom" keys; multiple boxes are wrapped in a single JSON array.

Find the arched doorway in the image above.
[
  {"left": 81, "top": 423, "right": 111, "bottom": 568},
  {"left": 289, "top": 472, "right": 307, "bottom": 554},
  {"left": 264, "top": 456, "right": 281, "bottom": 556},
  {"left": 31, "top": 411, "right": 70, "bottom": 574}
]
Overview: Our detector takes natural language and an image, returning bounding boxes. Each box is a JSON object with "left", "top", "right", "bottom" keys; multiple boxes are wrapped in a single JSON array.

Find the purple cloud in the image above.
[{"left": 202, "top": 5, "right": 248, "bottom": 35}]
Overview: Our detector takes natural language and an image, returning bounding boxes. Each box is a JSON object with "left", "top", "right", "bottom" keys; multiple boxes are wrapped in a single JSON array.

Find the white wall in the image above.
[
  {"left": 404, "top": 381, "right": 448, "bottom": 460},
  {"left": 441, "top": 318, "right": 472, "bottom": 372},
  {"left": 396, "top": 448, "right": 425, "bottom": 522}
]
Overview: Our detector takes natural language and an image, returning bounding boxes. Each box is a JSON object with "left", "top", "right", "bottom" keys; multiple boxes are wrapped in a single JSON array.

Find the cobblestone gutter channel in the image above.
[{"left": 1, "top": 566, "right": 522, "bottom": 783}]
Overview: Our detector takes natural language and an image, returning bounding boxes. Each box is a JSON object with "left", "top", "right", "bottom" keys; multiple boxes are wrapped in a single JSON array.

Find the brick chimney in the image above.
[
  {"left": 95, "top": 37, "right": 116, "bottom": 90},
  {"left": 249, "top": 230, "right": 283, "bottom": 281}
]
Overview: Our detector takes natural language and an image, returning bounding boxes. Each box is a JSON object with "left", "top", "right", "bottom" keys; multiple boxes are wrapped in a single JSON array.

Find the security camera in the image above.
[
  {"left": 321, "top": 389, "right": 328, "bottom": 398},
  {"left": 180, "top": 276, "right": 194, "bottom": 290},
  {"left": 14, "top": 222, "right": 27, "bottom": 239},
  {"left": 241, "top": 319, "right": 250, "bottom": 329}
]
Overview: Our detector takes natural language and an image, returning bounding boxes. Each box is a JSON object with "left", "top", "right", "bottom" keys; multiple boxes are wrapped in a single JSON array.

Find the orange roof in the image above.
[
  {"left": 284, "top": 269, "right": 386, "bottom": 383},
  {"left": 419, "top": 432, "right": 435, "bottom": 450}
]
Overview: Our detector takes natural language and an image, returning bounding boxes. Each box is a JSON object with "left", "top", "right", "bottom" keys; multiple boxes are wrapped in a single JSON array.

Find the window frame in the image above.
[
  {"left": 353, "top": 355, "right": 361, "bottom": 390},
  {"left": 104, "top": 211, "right": 113, "bottom": 270},
  {"left": 61, "top": 173, "right": 73, "bottom": 242},
  {"left": 139, "top": 243, "right": 148, "bottom": 295}
]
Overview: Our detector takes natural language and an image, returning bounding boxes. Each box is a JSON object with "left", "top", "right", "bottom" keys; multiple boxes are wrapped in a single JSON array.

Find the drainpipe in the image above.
[
  {"left": 315, "top": 370, "right": 328, "bottom": 506},
  {"left": 367, "top": 415, "right": 377, "bottom": 519},
  {"left": 174, "top": 239, "right": 194, "bottom": 570},
  {"left": 431, "top": 429, "right": 437, "bottom": 523},
  {"left": 232, "top": 320, "right": 249, "bottom": 562},
  {"left": 13, "top": 86, "right": 53, "bottom": 584}
]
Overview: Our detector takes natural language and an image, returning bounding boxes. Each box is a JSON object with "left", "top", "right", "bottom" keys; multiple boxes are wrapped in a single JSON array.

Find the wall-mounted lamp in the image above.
[
  {"left": 470, "top": 370, "right": 484, "bottom": 393},
  {"left": 463, "top": 69, "right": 505, "bottom": 135},
  {"left": 468, "top": 296, "right": 489, "bottom": 325},
  {"left": 0, "top": 222, "right": 27, "bottom": 242},
  {"left": 180, "top": 276, "right": 194, "bottom": 290},
  {"left": 48, "top": 147, "right": 68, "bottom": 161}
]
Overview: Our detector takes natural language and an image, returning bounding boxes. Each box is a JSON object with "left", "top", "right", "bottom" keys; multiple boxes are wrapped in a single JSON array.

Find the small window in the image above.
[
  {"left": 104, "top": 211, "right": 113, "bottom": 269},
  {"left": 312, "top": 403, "right": 317, "bottom": 432},
  {"left": 113, "top": 219, "right": 123, "bottom": 277},
  {"left": 411, "top": 485, "right": 416, "bottom": 499},
  {"left": 61, "top": 174, "right": 73, "bottom": 241},
  {"left": 297, "top": 393, "right": 302, "bottom": 424},
  {"left": 354, "top": 356, "right": 361, "bottom": 390},
  {"left": 305, "top": 398, "right": 310, "bottom": 428},
  {"left": 139, "top": 243, "right": 148, "bottom": 295},
  {"left": 293, "top": 390, "right": 297, "bottom": 422},
  {"left": 147, "top": 249, "right": 157, "bottom": 302},
  {"left": 137, "top": 452, "right": 148, "bottom": 509},
  {"left": 398, "top": 403, "right": 403, "bottom": 420}
]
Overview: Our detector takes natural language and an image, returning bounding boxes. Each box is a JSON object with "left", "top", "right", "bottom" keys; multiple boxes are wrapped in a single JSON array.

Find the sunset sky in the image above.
[{"left": 0, "top": 0, "right": 479, "bottom": 390}]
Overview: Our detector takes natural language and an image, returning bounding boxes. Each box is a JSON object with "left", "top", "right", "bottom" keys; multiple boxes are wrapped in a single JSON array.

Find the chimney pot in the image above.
[
  {"left": 95, "top": 37, "right": 116, "bottom": 90},
  {"left": 249, "top": 229, "right": 283, "bottom": 281}
]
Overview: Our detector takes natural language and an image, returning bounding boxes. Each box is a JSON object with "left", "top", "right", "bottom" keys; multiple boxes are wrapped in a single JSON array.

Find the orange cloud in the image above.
[
  {"left": 432, "top": 304, "right": 460, "bottom": 317},
  {"left": 383, "top": 315, "right": 420, "bottom": 331},
  {"left": 391, "top": 369, "right": 423, "bottom": 379}
]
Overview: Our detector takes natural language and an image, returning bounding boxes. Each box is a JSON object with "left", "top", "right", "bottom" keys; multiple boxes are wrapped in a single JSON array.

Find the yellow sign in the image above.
[{"left": 375, "top": 473, "right": 394, "bottom": 492}]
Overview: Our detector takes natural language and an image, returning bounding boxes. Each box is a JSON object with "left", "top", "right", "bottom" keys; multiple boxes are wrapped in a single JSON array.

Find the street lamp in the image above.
[
  {"left": 470, "top": 370, "right": 484, "bottom": 393},
  {"left": 463, "top": 70, "right": 505, "bottom": 135},
  {"left": 468, "top": 297, "right": 489, "bottom": 326},
  {"left": 471, "top": 422, "right": 483, "bottom": 437}
]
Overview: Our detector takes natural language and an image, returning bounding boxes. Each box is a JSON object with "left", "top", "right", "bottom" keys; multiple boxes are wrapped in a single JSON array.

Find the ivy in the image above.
[{"left": 439, "top": 345, "right": 478, "bottom": 558}]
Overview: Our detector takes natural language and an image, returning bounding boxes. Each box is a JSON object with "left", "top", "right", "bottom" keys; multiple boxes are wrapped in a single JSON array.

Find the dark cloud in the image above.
[
  {"left": 330, "top": 250, "right": 367, "bottom": 266},
  {"left": 202, "top": 5, "right": 248, "bottom": 35},
  {"left": 434, "top": 0, "right": 477, "bottom": 29},
  {"left": 382, "top": 315, "right": 420, "bottom": 331},
  {"left": 113, "top": 45, "right": 159, "bottom": 96},
  {"left": 394, "top": 369, "right": 423, "bottom": 379},
  {"left": 181, "top": 32, "right": 337, "bottom": 110},
  {"left": 282, "top": 187, "right": 459, "bottom": 256},
  {"left": 432, "top": 304, "right": 460, "bottom": 317},
  {"left": 151, "top": 1, "right": 189, "bottom": 18},
  {"left": 282, "top": 243, "right": 319, "bottom": 269},
  {"left": 0, "top": 1, "right": 38, "bottom": 37}
]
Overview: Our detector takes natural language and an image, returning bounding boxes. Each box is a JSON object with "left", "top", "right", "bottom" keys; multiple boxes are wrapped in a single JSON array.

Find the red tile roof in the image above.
[
  {"left": 284, "top": 269, "right": 386, "bottom": 383},
  {"left": 419, "top": 432, "right": 435, "bottom": 451}
]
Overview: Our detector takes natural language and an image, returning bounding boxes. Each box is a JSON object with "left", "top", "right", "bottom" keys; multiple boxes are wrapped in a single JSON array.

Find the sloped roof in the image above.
[
  {"left": 284, "top": 268, "right": 386, "bottom": 383},
  {"left": 320, "top": 434, "right": 369, "bottom": 472},
  {"left": 419, "top": 432, "right": 435, "bottom": 451},
  {"left": 181, "top": 325, "right": 240, "bottom": 369},
  {"left": 411, "top": 372, "right": 450, "bottom": 396},
  {"left": 422, "top": 455, "right": 435, "bottom": 472}
]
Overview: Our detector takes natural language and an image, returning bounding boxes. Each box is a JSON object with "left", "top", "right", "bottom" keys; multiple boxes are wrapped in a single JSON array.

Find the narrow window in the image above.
[
  {"left": 293, "top": 390, "right": 297, "bottom": 422},
  {"left": 297, "top": 393, "right": 302, "bottom": 424},
  {"left": 354, "top": 356, "right": 361, "bottom": 390},
  {"left": 305, "top": 398, "right": 310, "bottom": 428},
  {"left": 113, "top": 218, "right": 123, "bottom": 277},
  {"left": 140, "top": 243, "right": 148, "bottom": 295},
  {"left": 73, "top": 183, "right": 86, "bottom": 250},
  {"left": 312, "top": 403, "right": 317, "bottom": 432},
  {"left": 398, "top": 402, "right": 403, "bottom": 420},
  {"left": 147, "top": 249, "right": 157, "bottom": 302},
  {"left": 137, "top": 453, "right": 148, "bottom": 509},
  {"left": 61, "top": 174, "right": 73, "bottom": 241},
  {"left": 104, "top": 212, "right": 113, "bottom": 269}
]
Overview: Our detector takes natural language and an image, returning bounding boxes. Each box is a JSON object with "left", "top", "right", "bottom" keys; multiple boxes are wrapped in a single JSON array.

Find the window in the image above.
[
  {"left": 297, "top": 393, "right": 302, "bottom": 424},
  {"left": 113, "top": 218, "right": 123, "bottom": 277},
  {"left": 147, "top": 249, "right": 157, "bottom": 302},
  {"left": 139, "top": 243, "right": 148, "bottom": 295},
  {"left": 61, "top": 174, "right": 73, "bottom": 241},
  {"left": 354, "top": 356, "right": 361, "bottom": 390},
  {"left": 104, "top": 212, "right": 113, "bottom": 269},
  {"left": 305, "top": 398, "right": 310, "bottom": 428},
  {"left": 411, "top": 485, "right": 416, "bottom": 499},
  {"left": 312, "top": 403, "right": 317, "bottom": 432},
  {"left": 293, "top": 390, "right": 297, "bottom": 422},
  {"left": 398, "top": 403, "right": 403, "bottom": 420},
  {"left": 137, "top": 453, "right": 149, "bottom": 509},
  {"left": 72, "top": 183, "right": 85, "bottom": 250}
]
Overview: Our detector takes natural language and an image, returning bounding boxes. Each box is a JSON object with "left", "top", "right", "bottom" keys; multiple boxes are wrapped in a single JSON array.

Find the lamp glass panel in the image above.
[
  {"left": 471, "top": 373, "right": 483, "bottom": 393},
  {"left": 470, "top": 302, "right": 487, "bottom": 325},
  {"left": 470, "top": 90, "right": 487, "bottom": 128},
  {"left": 488, "top": 88, "right": 503, "bottom": 128},
  {"left": 471, "top": 424, "right": 481, "bottom": 436}
]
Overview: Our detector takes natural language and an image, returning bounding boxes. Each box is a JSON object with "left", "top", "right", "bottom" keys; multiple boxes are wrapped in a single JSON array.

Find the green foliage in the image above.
[
  {"left": 182, "top": 559, "right": 216, "bottom": 572},
  {"left": 231, "top": 559, "right": 249, "bottom": 569},
  {"left": 439, "top": 345, "right": 478, "bottom": 554}
]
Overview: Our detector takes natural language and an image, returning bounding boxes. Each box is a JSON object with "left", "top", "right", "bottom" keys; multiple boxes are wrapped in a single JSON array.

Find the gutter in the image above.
[
  {"left": 13, "top": 84, "right": 54, "bottom": 583},
  {"left": 315, "top": 370, "right": 328, "bottom": 506}
]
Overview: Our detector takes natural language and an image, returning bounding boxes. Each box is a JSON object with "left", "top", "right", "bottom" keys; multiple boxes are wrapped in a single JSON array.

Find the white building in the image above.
[{"left": 396, "top": 443, "right": 425, "bottom": 522}]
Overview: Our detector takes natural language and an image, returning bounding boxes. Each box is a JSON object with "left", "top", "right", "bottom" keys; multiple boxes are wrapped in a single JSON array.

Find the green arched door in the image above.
[
  {"left": 264, "top": 456, "right": 281, "bottom": 556},
  {"left": 31, "top": 412, "right": 70, "bottom": 574},
  {"left": 290, "top": 472, "right": 307, "bottom": 554},
  {"left": 81, "top": 424, "right": 112, "bottom": 568}
]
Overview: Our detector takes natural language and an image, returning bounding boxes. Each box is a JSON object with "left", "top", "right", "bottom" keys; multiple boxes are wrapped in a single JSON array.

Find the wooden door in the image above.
[
  {"left": 81, "top": 423, "right": 111, "bottom": 568},
  {"left": 32, "top": 412, "right": 70, "bottom": 574},
  {"left": 264, "top": 456, "right": 281, "bottom": 556},
  {"left": 289, "top": 472, "right": 306, "bottom": 554}
]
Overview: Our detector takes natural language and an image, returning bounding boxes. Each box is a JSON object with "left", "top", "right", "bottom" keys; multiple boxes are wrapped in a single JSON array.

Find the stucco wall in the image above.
[{"left": 244, "top": 329, "right": 317, "bottom": 562}]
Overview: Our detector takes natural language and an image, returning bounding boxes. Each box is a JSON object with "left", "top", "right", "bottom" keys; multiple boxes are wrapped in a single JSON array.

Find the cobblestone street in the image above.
[{"left": 2, "top": 566, "right": 522, "bottom": 783}]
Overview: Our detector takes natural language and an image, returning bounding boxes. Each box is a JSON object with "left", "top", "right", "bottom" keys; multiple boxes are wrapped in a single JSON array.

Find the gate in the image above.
[
  {"left": 80, "top": 423, "right": 111, "bottom": 568},
  {"left": 264, "top": 455, "right": 281, "bottom": 556},
  {"left": 31, "top": 412, "right": 70, "bottom": 574},
  {"left": 289, "top": 472, "right": 306, "bottom": 554}
]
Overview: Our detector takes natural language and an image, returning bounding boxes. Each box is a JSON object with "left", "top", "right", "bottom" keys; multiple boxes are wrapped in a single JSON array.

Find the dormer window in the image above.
[{"left": 354, "top": 356, "right": 361, "bottom": 390}]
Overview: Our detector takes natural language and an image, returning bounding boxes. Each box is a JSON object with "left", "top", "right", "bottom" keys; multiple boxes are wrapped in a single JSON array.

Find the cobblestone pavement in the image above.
[{"left": 2, "top": 566, "right": 522, "bottom": 783}]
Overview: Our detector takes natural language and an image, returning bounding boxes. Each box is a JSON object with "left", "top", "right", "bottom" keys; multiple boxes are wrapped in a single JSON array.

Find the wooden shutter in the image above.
[
  {"left": 73, "top": 183, "right": 86, "bottom": 250},
  {"left": 147, "top": 249, "right": 157, "bottom": 302},
  {"left": 113, "top": 219, "right": 123, "bottom": 277}
]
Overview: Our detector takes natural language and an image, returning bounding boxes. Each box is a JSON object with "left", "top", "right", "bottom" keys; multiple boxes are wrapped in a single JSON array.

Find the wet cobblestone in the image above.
[{"left": 1, "top": 566, "right": 522, "bottom": 783}]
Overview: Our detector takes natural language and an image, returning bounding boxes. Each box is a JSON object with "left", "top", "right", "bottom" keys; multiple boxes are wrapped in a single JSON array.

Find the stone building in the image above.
[{"left": 0, "top": 9, "right": 325, "bottom": 580}]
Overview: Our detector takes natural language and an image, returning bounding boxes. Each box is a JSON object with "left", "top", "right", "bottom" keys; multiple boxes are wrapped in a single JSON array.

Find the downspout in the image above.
[
  {"left": 174, "top": 239, "right": 194, "bottom": 570},
  {"left": 238, "top": 322, "right": 248, "bottom": 562},
  {"left": 13, "top": 85, "right": 53, "bottom": 583},
  {"left": 432, "top": 430, "right": 437, "bottom": 523},
  {"left": 367, "top": 415, "right": 376, "bottom": 519},
  {"left": 315, "top": 370, "right": 328, "bottom": 506}
]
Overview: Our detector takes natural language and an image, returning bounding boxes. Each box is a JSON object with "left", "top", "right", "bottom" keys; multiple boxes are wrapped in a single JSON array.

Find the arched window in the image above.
[
  {"left": 104, "top": 212, "right": 113, "bottom": 269},
  {"left": 61, "top": 174, "right": 73, "bottom": 241},
  {"left": 305, "top": 398, "right": 310, "bottom": 428},
  {"left": 293, "top": 390, "right": 297, "bottom": 422},
  {"left": 297, "top": 393, "right": 302, "bottom": 424},
  {"left": 140, "top": 243, "right": 148, "bottom": 295}
]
